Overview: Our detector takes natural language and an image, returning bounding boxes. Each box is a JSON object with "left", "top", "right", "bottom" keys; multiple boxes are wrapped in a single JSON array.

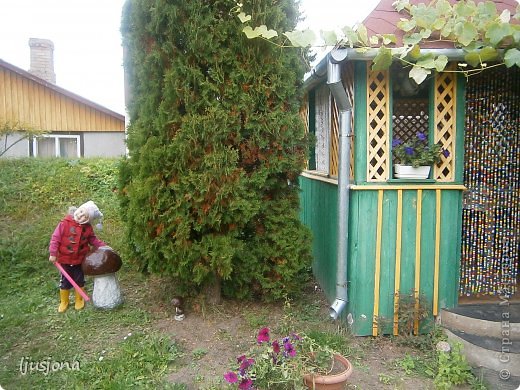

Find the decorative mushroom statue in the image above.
[
  {"left": 82, "top": 246, "right": 123, "bottom": 309},
  {"left": 171, "top": 296, "right": 185, "bottom": 321}
]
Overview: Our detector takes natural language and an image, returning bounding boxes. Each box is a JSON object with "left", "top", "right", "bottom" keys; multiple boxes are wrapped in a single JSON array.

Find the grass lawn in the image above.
[
  {"left": 0, "top": 158, "right": 484, "bottom": 390},
  {"left": 0, "top": 158, "right": 185, "bottom": 389}
]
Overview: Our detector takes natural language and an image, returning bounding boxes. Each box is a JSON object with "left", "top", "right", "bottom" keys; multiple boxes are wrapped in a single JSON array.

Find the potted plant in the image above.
[
  {"left": 223, "top": 327, "right": 353, "bottom": 390},
  {"left": 392, "top": 132, "right": 450, "bottom": 179}
]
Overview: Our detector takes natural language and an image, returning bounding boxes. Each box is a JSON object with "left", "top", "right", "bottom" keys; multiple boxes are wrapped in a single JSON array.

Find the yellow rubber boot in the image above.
[
  {"left": 74, "top": 290, "right": 85, "bottom": 310},
  {"left": 58, "top": 289, "right": 70, "bottom": 313}
]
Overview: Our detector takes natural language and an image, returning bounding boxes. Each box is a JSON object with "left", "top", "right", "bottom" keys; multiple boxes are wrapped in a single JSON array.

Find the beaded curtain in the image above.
[{"left": 461, "top": 66, "right": 520, "bottom": 297}]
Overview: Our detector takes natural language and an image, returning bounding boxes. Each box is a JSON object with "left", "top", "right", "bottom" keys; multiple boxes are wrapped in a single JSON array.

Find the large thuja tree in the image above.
[{"left": 120, "top": 0, "right": 312, "bottom": 300}]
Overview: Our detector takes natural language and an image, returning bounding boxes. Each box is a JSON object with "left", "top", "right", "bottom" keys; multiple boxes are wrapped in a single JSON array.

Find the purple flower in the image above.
[
  {"left": 392, "top": 138, "right": 402, "bottom": 148},
  {"left": 404, "top": 146, "right": 415, "bottom": 155},
  {"left": 442, "top": 149, "right": 450, "bottom": 158},
  {"left": 224, "top": 371, "right": 238, "bottom": 383},
  {"left": 237, "top": 355, "right": 246, "bottom": 363},
  {"left": 257, "top": 327, "right": 270, "bottom": 343},
  {"left": 284, "top": 341, "right": 296, "bottom": 357},
  {"left": 291, "top": 333, "right": 301, "bottom": 341},
  {"left": 272, "top": 340, "right": 280, "bottom": 354},
  {"left": 416, "top": 132, "right": 427, "bottom": 141},
  {"left": 238, "top": 378, "right": 253, "bottom": 390},
  {"left": 239, "top": 358, "right": 255, "bottom": 371}
]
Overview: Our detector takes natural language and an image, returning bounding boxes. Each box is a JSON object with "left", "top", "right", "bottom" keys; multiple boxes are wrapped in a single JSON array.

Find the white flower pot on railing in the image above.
[{"left": 394, "top": 164, "right": 431, "bottom": 179}]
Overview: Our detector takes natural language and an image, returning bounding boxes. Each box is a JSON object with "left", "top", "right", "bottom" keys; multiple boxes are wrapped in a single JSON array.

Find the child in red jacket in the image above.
[{"left": 49, "top": 201, "right": 106, "bottom": 312}]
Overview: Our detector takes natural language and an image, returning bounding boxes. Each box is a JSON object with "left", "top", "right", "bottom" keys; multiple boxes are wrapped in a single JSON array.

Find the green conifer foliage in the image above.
[{"left": 120, "top": 0, "right": 312, "bottom": 299}]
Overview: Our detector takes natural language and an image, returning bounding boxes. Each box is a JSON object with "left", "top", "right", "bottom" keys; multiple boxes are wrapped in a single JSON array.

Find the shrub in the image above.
[{"left": 120, "top": 0, "right": 313, "bottom": 300}]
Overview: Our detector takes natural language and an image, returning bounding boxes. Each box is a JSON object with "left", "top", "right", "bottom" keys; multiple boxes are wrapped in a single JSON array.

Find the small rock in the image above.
[{"left": 436, "top": 341, "right": 451, "bottom": 353}]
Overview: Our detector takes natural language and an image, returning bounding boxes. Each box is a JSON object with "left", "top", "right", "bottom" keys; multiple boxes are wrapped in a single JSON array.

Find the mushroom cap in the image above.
[
  {"left": 171, "top": 296, "right": 184, "bottom": 308},
  {"left": 82, "top": 247, "right": 122, "bottom": 276}
]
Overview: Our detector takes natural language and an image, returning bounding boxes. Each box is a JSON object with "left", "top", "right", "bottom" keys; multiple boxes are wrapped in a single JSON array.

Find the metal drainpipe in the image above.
[{"left": 326, "top": 51, "right": 352, "bottom": 320}]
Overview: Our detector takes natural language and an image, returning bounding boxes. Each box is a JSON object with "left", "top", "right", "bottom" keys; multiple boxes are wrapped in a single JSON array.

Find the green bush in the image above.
[{"left": 120, "top": 0, "right": 313, "bottom": 300}]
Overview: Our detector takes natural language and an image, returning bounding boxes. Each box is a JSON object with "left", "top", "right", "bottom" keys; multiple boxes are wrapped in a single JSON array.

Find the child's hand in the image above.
[{"left": 49, "top": 256, "right": 57, "bottom": 262}]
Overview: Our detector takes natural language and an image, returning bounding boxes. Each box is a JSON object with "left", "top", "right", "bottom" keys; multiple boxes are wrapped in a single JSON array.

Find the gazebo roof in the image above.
[
  {"left": 304, "top": 0, "right": 519, "bottom": 90},
  {"left": 362, "top": 0, "right": 519, "bottom": 48}
]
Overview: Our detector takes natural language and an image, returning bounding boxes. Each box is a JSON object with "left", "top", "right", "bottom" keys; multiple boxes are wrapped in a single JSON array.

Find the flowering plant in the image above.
[
  {"left": 223, "top": 327, "right": 336, "bottom": 390},
  {"left": 392, "top": 132, "right": 449, "bottom": 168}
]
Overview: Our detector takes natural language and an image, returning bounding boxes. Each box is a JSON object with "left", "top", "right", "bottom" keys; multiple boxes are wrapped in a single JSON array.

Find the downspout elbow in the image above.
[
  {"left": 327, "top": 55, "right": 351, "bottom": 112},
  {"left": 330, "top": 298, "right": 348, "bottom": 320}
]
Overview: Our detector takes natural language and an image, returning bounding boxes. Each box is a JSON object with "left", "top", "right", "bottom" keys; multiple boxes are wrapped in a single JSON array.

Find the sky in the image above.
[{"left": 0, "top": 0, "right": 380, "bottom": 116}]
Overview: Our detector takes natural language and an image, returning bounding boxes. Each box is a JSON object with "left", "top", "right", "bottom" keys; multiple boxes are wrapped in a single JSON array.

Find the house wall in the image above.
[
  {"left": 0, "top": 131, "right": 126, "bottom": 158},
  {"left": 347, "top": 186, "right": 463, "bottom": 336},
  {"left": 300, "top": 175, "right": 463, "bottom": 336},
  {"left": 0, "top": 64, "right": 125, "bottom": 133},
  {"left": 0, "top": 133, "right": 28, "bottom": 157},
  {"left": 83, "top": 132, "right": 126, "bottom": 157},
  {"left": 301, "top": 60, "right": 467, "bottom": 336},
  {"left": 299, "top": 175, "right": 338, "bottom": 302}
]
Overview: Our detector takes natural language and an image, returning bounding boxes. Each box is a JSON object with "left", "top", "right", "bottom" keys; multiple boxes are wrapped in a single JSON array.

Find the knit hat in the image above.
[{"left": 74, "top": 201, "right": 103, "bottom": 229}]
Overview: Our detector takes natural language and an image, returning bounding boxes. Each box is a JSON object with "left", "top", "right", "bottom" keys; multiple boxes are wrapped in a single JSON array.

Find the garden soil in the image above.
[{"left": 143, "top": 276, "right": 456, "bottom": 389}]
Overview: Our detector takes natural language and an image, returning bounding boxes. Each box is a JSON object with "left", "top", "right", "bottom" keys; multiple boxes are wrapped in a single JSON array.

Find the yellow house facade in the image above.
[{"left": 0, "top": 39, "right": 125, "bottom": 158}]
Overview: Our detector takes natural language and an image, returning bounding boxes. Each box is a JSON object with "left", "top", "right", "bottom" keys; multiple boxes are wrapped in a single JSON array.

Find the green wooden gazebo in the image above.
[{"left": 299, "top": 0, "right": 519, "bottom": 336}]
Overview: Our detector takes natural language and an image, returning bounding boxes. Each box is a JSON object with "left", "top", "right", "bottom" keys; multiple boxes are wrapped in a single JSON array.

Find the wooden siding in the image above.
[
  {"left": 348, "top": 185, "right": 463, "bottom": 336},
  {"left": 0, "top": 61, "right": 124, "bottom": 132},
  {"left": 300, "top": 175, "right": 464, "bottom": 336},
  {"left": 299, "top": 176, "right": 338, "bottom": 301}
]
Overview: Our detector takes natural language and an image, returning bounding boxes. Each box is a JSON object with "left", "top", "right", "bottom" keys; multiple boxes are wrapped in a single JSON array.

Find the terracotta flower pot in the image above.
[{"left": 303, "top": 353, "right": 353, "bottom": 389}]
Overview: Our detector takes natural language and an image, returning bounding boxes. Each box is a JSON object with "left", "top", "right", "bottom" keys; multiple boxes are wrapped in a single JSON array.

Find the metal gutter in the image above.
[
  {"left": 302, "top": 56, "right": 328, "bottom": 92},
  {"left": 303, "top": 47, "right": 466, "bottom": 91}
]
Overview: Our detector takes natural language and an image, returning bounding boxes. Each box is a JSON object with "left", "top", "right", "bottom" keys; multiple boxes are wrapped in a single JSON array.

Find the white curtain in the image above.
[
  {"left": 59, "top": 138, "right": 78, "bottom": 157},
  {"left": 37, "top": 138, "right": 55, "bottom": 157},
  {"left": 315, "top": 85, "right": 331, "bottom": 174}
]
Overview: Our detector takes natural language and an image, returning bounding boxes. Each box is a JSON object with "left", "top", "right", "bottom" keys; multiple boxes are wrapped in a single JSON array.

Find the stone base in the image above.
[{"left": 92, "top": 273, "right": 123, "bottom": 309}]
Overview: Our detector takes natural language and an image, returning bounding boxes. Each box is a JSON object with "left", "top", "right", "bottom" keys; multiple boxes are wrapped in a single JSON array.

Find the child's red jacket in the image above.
[{"left": 49, "top": 215, "right": 106, "bottom": 265}]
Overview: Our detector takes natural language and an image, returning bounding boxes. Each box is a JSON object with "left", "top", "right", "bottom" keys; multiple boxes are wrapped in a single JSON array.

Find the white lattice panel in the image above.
[
  {"left": 434, "top": 67, "right": 456, "bottom": 181},
  {"left": 367, "top": 65, "right": 390, "bottom": 181}
]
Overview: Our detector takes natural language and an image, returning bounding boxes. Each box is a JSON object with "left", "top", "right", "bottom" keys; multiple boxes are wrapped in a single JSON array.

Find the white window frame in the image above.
[{"left": 33, "top": 134, "right": 81, "bottom": 158}]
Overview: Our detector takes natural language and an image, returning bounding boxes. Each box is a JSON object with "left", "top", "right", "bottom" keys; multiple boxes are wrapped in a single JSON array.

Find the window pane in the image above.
[
  {"left": 59, "top": 138, "right": 78, "bottom": 157},
  {"left": 37, "top": 138, "right": 56, "bottom": 157},
  {"left": 391, "top": 63, "right": 431, "bottom": 165}
]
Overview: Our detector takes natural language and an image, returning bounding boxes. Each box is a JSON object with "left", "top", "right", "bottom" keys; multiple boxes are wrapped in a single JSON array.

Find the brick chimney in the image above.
[{"left": 28, "top": 38, "right": 56, "bottom": 84}]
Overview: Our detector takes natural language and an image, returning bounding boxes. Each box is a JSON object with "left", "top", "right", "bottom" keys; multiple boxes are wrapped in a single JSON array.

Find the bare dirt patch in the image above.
[{"left": 144, "top": 278, "right": 438, "bottom": 389}]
